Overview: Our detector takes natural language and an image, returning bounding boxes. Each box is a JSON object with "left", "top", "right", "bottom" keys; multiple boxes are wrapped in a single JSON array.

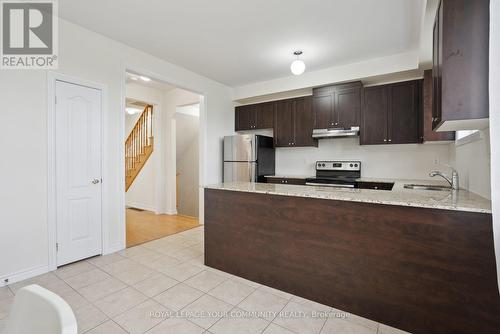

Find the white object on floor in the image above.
[{"left": 2, "top": 284, "right": 77, "bottom": 334}]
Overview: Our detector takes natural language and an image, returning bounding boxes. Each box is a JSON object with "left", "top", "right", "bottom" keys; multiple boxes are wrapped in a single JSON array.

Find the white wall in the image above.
[
  {"left": 449, "top": 130, "right": 491, "bottom": 199},
  {"left": 176, "top": 113, "right": 200, "bottom": 217},
  {"left": 125, "top": 83, "right": 165, "bottom": 212},
  {"left": 275, "top": 139, "right": 451, "bottom": 180},
  {"left": 0, "top": 19, "right": 234, "bottom": 284},
  {"left": 162, "top": 89, "right": 201, "bottom": 215},
  {"left": 489, "top": 0, "right": 500, "bottom": 292}
]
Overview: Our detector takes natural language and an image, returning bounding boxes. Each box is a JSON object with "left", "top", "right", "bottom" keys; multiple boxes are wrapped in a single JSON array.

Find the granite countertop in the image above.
[{"left": 205, "top": 179, "right": 492, "bottom": 214}]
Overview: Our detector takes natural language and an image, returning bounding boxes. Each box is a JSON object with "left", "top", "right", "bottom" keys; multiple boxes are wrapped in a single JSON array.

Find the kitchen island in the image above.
[{"left": 204, "top": 181, "right": 498, "bottom": 334}]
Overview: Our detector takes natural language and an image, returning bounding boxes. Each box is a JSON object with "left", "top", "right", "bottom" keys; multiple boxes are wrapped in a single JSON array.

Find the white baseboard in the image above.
[
  {"left": 126, "top": 201, "right": 156, "bottom": 212},
  {"left": 0, "top": 264, "right": 49, "bottom": 287}
]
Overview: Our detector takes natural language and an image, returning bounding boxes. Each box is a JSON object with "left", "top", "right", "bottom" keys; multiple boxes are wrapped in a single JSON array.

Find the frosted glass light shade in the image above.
[{"left": 290, "top": 59, "right": 305, "bottom": 75}]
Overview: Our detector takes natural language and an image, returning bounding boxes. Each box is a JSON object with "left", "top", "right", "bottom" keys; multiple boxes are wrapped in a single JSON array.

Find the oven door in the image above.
[{"left": 305, "top": 178, "right": 356, "bottom": 188}]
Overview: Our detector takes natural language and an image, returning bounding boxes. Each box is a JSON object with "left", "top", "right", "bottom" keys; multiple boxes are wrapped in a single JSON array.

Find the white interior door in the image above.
[{"left": 55, "top": 80, "right": 102, "bottom": 266}]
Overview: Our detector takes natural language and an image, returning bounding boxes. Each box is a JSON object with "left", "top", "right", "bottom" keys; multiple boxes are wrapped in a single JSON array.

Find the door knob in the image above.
[{"left": 92, "top": 178, "right": 100, "bottom": 184}]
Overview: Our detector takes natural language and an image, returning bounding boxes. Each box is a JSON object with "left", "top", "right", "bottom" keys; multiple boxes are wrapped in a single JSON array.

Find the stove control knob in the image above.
[
  {"left": 354, "top": 164, "right": 358, "bottom": 167},
  {"left": 350, "top": 164, "right": 353, "bottom": 167}
]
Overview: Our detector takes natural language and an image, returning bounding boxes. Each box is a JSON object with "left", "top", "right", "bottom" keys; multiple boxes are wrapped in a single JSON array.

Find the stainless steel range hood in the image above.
[{"left": 312, "top": 127, "right": 359, "bottom": 139}]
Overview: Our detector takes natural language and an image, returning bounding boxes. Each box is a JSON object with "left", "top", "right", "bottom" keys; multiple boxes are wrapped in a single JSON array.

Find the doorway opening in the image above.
[{"left": 124, "top": 71, "right": 201, "bottom": 248}]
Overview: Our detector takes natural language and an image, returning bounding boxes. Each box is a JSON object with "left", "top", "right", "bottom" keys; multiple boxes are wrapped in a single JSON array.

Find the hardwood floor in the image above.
[{"left": 126, "top": 208, "right": 200, "bottom": 247}]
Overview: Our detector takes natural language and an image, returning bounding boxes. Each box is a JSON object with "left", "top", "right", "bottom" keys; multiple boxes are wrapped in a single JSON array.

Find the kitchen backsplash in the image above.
[{"left": 275, "top": 137, "right": 452, "bottom": 180}]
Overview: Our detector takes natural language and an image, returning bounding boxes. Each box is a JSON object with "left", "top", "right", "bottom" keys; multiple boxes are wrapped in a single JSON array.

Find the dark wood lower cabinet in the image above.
[
  {"left": 355, "top": 181, "right": 394, "bottom": 191},
  {"left": 266, "top": 177, "right": 306, "bottom": 185},
  {"left": 205, "top": 189, "right": 500, "bottom": 334}
]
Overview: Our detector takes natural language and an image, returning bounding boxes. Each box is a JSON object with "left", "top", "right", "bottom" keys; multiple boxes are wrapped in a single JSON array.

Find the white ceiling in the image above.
[{"left": 60, "top": 0, "right": 425, "bottom": 87}]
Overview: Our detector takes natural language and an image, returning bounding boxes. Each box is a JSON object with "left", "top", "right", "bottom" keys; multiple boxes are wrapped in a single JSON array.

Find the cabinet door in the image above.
[
  {"left": 433, "top": 0, "right": 443, "bottom": 130},
  {"left": 432, "top": 14, "right": 439, "bottom": 129},
  {"left": 256, "top": 102, "right": 274, "bottom": 129},
  {"left": 293, "top": 96, "right": 317, "bottom": 147},
  {"left": 267, "top": 177, "right": 306, "bottom": 185},
  {"left": 388, "top": 81, "right": 421, "bottom": 144},
  {"left": 335, "top": 87, "right": 361, "bottom": 129},
  {"left": 361, "top": 86, "right": 388, "bottom": 145},
  {"left": 274, "top": 99, "right": 294, "bottom": 147},
  {"left": 235, "top": 105, "right": 256, "bottom": 131},
  {"left": 312, "top": 94, "right": 333, "bottom": 129},
  {"left": 423, "top": 70, "right": 455, "bottom": 141}
]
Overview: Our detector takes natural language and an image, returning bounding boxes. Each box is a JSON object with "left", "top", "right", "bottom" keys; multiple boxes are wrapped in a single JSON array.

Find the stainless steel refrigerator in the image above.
[{"left": 223, "top": 134, "right": 275, "bottom": 182}]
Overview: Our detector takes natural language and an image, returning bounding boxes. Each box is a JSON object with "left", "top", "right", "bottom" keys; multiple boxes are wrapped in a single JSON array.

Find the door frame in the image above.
[
  {"left": 47, "top": 72, "right": 108, "bottom": 271},
  {"left": 120, "top": 64, "right": 207, "bottom": 250}
]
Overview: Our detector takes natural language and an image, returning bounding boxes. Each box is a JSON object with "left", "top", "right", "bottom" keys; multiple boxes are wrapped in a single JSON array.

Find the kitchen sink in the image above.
[{"left": 404, "top": 184, "right": 452, "bottom": 191}]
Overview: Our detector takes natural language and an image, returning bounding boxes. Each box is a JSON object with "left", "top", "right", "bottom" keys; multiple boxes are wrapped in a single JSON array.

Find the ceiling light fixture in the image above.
[
  {"left": 126, "top": 107, "right": 142, "bottom": 115},
  {"left": 290, "top": 51, "right": 305, "bottom": 75},
  {"left": 140, "top": 76, "right": 151, "bottom": 82}
]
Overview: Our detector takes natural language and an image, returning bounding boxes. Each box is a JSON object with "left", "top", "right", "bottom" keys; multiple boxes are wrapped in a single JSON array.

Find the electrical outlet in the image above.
[{"left": 433, "top": 155, "right": 439, "bottom": 165}]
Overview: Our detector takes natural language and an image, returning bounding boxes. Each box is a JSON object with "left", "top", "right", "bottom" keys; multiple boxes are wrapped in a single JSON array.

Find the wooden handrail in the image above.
[{"left": 125, "top": 104, "right": 154, "bottom": 191}]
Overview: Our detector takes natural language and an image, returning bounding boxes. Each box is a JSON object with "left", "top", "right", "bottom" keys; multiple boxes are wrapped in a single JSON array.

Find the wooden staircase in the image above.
[{"left": 125, "top": 104, "right": 154, "bottom": 191}]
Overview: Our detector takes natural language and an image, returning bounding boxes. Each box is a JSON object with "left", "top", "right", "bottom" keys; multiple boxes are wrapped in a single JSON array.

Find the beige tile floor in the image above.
[{"left": 0, "top": 226, "right": 410, "bottom": 334}]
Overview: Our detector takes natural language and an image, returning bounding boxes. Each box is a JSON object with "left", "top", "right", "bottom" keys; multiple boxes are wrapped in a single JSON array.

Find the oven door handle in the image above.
[{"left": 305, "top": 182, "right": 355, "bottom": 188}]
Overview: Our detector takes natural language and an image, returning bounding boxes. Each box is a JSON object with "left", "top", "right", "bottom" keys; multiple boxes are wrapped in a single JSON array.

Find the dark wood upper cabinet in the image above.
[
  {"left": 274, "top": 96, "right": 317, "bottom": 148},
  {"left": 388, "top": 80, "right": 422, "bottom": 144},
  {"left": 361, "top": 80, "right": 423, "bottom": 145},
  {"left": 335, "top": 86, "right": 361, "bottom": 129},
  {"left": 312, "top": 94, "right": 333, "bottom": 129},
  {"left": 256, "top": 102, "right": 274, "bottom": 129},
  {"left": 293, "top": 96, "right": 316, "bottom": 147},
  {"left": 235, "top": 102, "right": 274, "bottom": 131},
  {"left": 432, "top": 0, "right": 489, "bottom": 131},
  {"left": 423, "top": 69, "right": 455, "bottom": 141},
  {"left": 361, "top": 85, "right": 388, "bottom": 145},
  {"left": 235, "top": 105, "right": 255, "bottom": 131},
  {"left": 312, "top": 82, "right": 361, "bottom": 129},
  {"left": 274, "top": 99, "right": 294, "bottom": 147}
]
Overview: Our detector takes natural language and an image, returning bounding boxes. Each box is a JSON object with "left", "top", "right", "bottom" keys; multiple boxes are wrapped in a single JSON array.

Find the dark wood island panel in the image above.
[{"left": 204, "top": 189, "right": 499, "bottom": 334}]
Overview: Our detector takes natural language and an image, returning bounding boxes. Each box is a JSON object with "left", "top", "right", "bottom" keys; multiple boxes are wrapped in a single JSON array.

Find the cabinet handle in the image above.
[
  {"left": 388, "top": 139, "right": 392, "bottom": 142},
  {"left": 383, "top": 139, "right": 387, "bottom": 142}
]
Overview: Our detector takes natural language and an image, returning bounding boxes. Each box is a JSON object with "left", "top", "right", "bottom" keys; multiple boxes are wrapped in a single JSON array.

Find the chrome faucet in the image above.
[{"left": 429, "top": 166, "right": 459, "bottom": 190}]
